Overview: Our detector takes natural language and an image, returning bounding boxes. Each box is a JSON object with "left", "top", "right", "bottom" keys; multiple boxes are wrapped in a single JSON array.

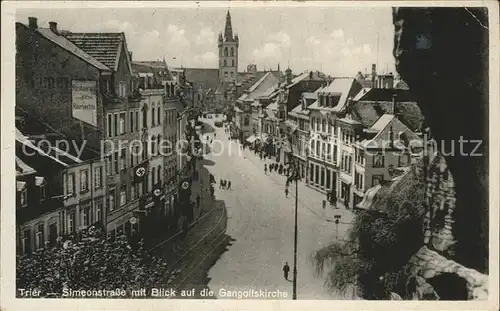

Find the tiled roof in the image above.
[
  {"left": 25, "top": 26, "right": 110, "bottom": 71},
  {"left": 349, "top": 92, "right": 423, "bottom": 130},
  {"left": 237, "top": 72, "right": 281, "bottom": 102},
  {"left": 308, "top": 78, "right": 361, "bottom": 112},
  {"left": 63, "top": 32, "right": 126, "bottom": 72},
  {"left": 357, "top": 114, "right": 421, "bottom": 149}
]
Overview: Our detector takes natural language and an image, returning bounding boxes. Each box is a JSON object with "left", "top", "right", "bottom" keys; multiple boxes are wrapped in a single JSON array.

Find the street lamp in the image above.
[{"left": 286, "top": 151, "right": 300, "bottom": 300}]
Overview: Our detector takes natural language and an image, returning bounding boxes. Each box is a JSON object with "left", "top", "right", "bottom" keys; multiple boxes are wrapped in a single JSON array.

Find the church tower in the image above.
[{"left": 218, "top": 10, "right": 239, "bottom": 83}]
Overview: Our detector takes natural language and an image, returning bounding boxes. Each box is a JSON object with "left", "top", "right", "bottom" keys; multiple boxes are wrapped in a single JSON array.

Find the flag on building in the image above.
[{"left": 133, "top": 160, "right": 149, "bottom": 183}]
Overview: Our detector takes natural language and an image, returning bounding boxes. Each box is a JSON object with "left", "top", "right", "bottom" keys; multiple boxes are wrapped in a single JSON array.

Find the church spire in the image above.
[{"left": 224, "top": 10, "right": 233, "bottom": 41}]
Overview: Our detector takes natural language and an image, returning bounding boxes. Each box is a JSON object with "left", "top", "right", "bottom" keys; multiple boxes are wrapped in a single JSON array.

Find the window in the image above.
[
  {"left": 309, "top": 165, "right": 314, "bottom": 182},
  {"left": 67, "top": 210, "right": 76, "bottom": 234},
  {"left": 231, "top": 59, "right": 235, "bottom": 67},
  {"left": 120, "top": 148, "right": 126, "bottom": 171},
  {"left": 135, "top": 111, "right": 139, "bottom": 131},
  {"left": 131, "top": 183, "right": 136, "bottom": 201},
  {"left": 157, "top": 165, "right": 161, "bottom": 184},
  {"left": 22, "top": 229, "right": 31, "bottom": 254},
  {"left": 20, "top": 188, "right": 28, "bottom": 207},
  {"left": 113, "top": 113, "right": 118, "bottom": 137},
  {"left": 106, "top": 155, "right": 112, "bottom": 176},
  {"left": 316, "top": 141, "right": 320, "bottom": 157},
  {"left": 40, "top": 183, "right": 46, "bottom": 201},
  {"left": 152, "top": 167, "right": 157, "bottom": 185},
  {"left": 108, "top": 188, "right": 116, "bottom": 212},
  {"left": 373, "top": 153, "right": 385, "bottom": 168},
  {"left": 119, "top": 81, "right": 127, "bottom": 97},
  {"left": 354, "top": 171, "right": 364, "bottom": 190},
  {"left": 66, "top": 173, "right": 75, "bottom": 196},
  {"left": 157, "top": 106, "right": 161, "bottom": 126},
  {"left": 311, "top": 118, "right": 315, "bottom": 130},
  {"left": 81, "top": 205, "right": 91, "bottom": 227},
  {"left": 119, "top": 112, "right": 126, "bottom": 135},
  {"left": 322, "top": 119, "right": 326, "bottom": 132},
  {"left": 315, "top": 165, "right": 319, "bottom": 184},
  {"left": 129, "top": 111, "right": 134, "bottom": 133},
  {"left": 95, "top": 201, "right": 103, "bottom": 224},
  {"left": 244, "top": 116, "right": 249, "bottom": 126},
  {"left": 107, "top": 114, "right": 113, "bottom": 137},
  {"left": 230, "top": 47, "right": 234, "bottom": 56},
  {"left": 80, "top": 169, "right": 89, "bottom": 192},
  {"left": 372, "top": 175, "right": 384, "bottom": 187},
  {"left": 224, "top": 47, "right": 228, "bottom": 56},
  {"left": 120, "top": 187, "right": 127, "bottom": 207},
  {"left": 355, "top": 149, "right": 365, "bottom": 165},
  {"left": 114, "top": 151, "right": 119, "bottom": 174},
  {"left": 142, "top": 106, "right": 148, "bottom": 129},
  {"left": 399, "top": 153, "right": 409, "bottom": 167},
  {"left": 151, "top": 107, "right": 155, "bottom": 126},
  {"left": 36, "top": 224, "right": 44, "bottom": 249},
  {"left": 94, "top": 167, "right": 102, "bottom": 189},
  {"left": 326, "top": 169, "right": 331, "bottom": 189}
]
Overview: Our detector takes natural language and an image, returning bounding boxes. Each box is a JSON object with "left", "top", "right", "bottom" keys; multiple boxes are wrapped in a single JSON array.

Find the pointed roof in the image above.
[
  {"left": 17, "top": 23, "right": 110, "bottom": 72},
  {"left": 224, "top": 10, "right": 233, "bottom": 41},
  {"left": 63, "top": 32, "right": 132, "bottom": 73}
]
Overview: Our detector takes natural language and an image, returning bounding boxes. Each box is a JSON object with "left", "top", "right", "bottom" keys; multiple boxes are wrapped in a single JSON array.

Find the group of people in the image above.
[
  {"left": 264, "top": 163, "right": 288, "bottom": 176},
  {"left": 219, "top": 179, "right": 232, "bottom": 190}
]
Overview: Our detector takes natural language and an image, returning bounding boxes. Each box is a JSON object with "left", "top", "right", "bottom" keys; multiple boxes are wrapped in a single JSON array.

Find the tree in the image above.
[
  {"left": 312, "top": 165, "right": 426, "bottom": 299},
  {"left": 17, "top": 226, "right": 169, "bottom": 297}
]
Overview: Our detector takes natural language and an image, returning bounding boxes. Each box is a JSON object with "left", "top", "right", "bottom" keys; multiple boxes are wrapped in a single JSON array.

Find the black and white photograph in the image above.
[{"left": 1, "top": 1, "right": 499, "bottom": 310}]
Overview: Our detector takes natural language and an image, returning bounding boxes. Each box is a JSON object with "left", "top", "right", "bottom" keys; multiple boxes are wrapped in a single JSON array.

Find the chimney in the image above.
[
  {"left": 309, "top": 71, "right": 313, "bottom": 79},
  {"left": 49, "top": 21, "right": 58, "bottom": 34},
  {"left": 28, "top": 17, "right": 38, "bottom": 29}
]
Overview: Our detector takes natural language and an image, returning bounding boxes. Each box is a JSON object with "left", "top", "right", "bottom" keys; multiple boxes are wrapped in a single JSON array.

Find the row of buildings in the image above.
[
  {"left": 231, "top": 64, "right": 423, "bottom": 210},
  {"left": 15, "top": 17, "right": 199, "bottom": 254}
]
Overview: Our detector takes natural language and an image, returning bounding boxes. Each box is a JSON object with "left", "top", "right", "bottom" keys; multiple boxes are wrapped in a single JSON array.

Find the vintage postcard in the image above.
[{"left": 1, "top": 1, "right": 499, "bottom": 310}]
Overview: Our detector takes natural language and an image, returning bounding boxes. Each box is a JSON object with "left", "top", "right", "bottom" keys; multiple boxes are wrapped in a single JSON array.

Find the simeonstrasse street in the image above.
[{"left": 200, "top": 116, "right": 353, "bottom": 299}]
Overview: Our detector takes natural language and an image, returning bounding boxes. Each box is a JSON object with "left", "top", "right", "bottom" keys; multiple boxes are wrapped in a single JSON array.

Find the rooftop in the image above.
[
  {"left": 63, "top": 32, "right": 130, "bottom": 72},
  {"left": 17, "top": 23, "right": 110, "bottom": 72}
]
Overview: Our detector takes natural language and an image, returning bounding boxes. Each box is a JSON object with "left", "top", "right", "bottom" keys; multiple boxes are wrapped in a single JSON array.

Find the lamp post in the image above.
[
  {"left": 292, "top": 158, "right": 299, "bottom": 300},
  {"left": 286, "top": 139, "right": 300, "bottom": 300}
]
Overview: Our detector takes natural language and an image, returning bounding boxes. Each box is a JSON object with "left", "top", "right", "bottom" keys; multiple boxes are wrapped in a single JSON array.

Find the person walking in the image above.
[
  {"left": 227, "top": 180, "right": 232, "bottom": 190},
  {"left": 219, "top": 179, "right": 223, "bottom": 189},
  {"left": 214, "top": 133, "right": 217, "bottom": 139},
  {"left": 285, "top": 187, "right": 289, "bottom": 198},
  {"left": 264, "top": 164, "right": 268, "bottom": 175},
  {"left": 283, "top": 262, "right": 290, "bottom": 280}
]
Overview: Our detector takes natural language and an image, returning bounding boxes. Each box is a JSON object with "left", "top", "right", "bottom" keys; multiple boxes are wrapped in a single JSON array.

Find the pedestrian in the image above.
[
  {"left": 227, "top": 180, "right": 231, "bottom": 190},
  {"left": 283, "top": 262, "right": 290, "bottom": 280},
  {"left": 285, "top": 187, "right": 289, "bottom": 198},
  {"left": 214, "top": 133, "right": 217, "bottom": 139},
  {"left": 219, "top": 179, "right": 223, "bottom": 189},
  {"left": 264, "top": 164, "right": 268, "bottom": 175},
  {"left": 284, "top": 167, "right": 288, "bottom": 176}
]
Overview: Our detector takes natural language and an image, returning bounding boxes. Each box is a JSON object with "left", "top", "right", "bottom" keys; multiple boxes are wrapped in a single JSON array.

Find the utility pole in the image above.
[{"left": 292, "top": 159, "right": 299, "bottom": 300}]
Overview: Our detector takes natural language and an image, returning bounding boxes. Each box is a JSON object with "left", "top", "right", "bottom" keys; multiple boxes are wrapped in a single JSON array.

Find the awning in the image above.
[
  {"left": 356, "top": 184, "right": 382, "bottom": 210},
  {"left": 246, "top": 135, "right": 258, "bottom": 143}
]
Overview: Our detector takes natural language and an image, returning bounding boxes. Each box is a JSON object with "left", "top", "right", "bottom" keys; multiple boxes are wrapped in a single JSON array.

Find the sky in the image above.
[{"left": 17, "top": 5, "right": 396, "bottom": 77}]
